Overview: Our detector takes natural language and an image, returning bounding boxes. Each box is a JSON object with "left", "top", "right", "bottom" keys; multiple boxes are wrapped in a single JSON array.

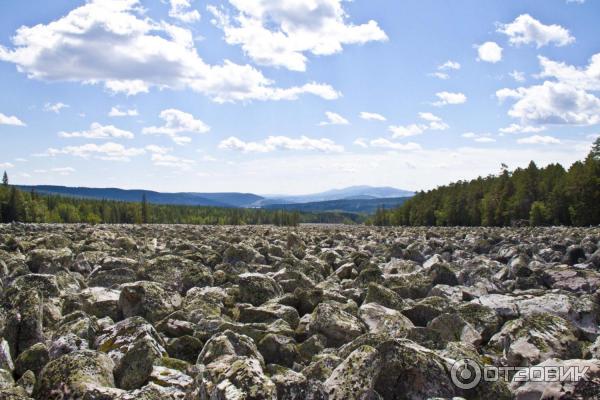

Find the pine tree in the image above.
[
  {"left": 2, "top": 171, "right": 8, "bottom": 187},
  {"left": 141, "top": 193, "right": 149, "bottom": 224},
  {"left": 592, "top": 137, "right": 600, "bottom": 161}
]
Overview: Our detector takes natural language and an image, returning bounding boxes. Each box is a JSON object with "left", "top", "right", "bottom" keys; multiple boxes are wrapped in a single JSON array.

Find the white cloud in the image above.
[
  {"left": 476, "top": 41, "right": 503, "bottom": 63},
  {"left": 497, "top": 81, "right": 600, "bottom": 125},
  {"left": 0, "top": 113, "right": 26, "bottom": 126},
  {"left": 510, "top": 70, "right": 526, "bottom": 82},
  {"left": 429, "top": 72, "right": 449, "bottom": 80},
  {"left": 359, "top": 112, "right": 386, "bottom": 122},
  {"left": 319, "top": 111, "right": 349, "bottom": 126},
  {"left": 389, "top": 112, "right": 448, "bottom": 138},
  {"left": 208, "top": 0, "right": 388, "bottom": 71},
  {"left": 499, "top": 124, "right": 546, "bottom": 134},
  {"left": 168, "top": 0, "right": 200, "bottom": 23},
  {"left": 0, "top": 162, "right": 15, "bottom": 169},
  {"left": 151, "top": 153, "right": 196, "bottom": 170},
  {"left": 369, "top": 138, "right": 422, "bottom": 151},
  {"left": 47, "top": 142, "right": 145, "bottom": 161},
  {"left": 498, "top": 14, "right": 575, "bottom": 48},
  {"left": 389, "top": 124, "right": 426, "bottom": 138},
  {"left": 0, "top": 0, "right": 339, "bottom": 103},
  {"left": 51, "top": 167, "right": 75, "bottom": 176},
  {"left": 433, "top": 91, "right": 467, "bottom": 106},
  {"left": 219, "top": 135, "right": 344, "bottom": 153},
  {"left": 44, "top": 102, "right": 69, "bottom": 114},
  {"left": 438, "top": 60, "right": 461, "bottom": 71},
  {"left": 59, "top": 123, "right": 134, "bottom": 139},
  {"left": 538, "top": 54, "right": 600, "bottom": 91},
  {"left": 143, "top": 109, "right": 210, "bottom": 144},
  {"left": 353, "top": 138, "right": 368, "bottom": 148},
  {"left": 418, "top": 112, "right": 442, "bottom": 122},
  {"left": 462, "top": 132, "right": 496, "bottom": 143},
  {"left": 109, "top": 107, "right": 139, "bottom": 117},
  {"left": 517, "top": 135, "right": 561, "bottom": 144},
  {"left": 145, "top": 145, "right": 172, "bottom": 154}
]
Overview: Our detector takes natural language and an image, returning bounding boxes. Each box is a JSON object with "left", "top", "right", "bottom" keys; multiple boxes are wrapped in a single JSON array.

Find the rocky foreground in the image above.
[{"left": 0, "top": 224, "right": 600, "bottom": 399}]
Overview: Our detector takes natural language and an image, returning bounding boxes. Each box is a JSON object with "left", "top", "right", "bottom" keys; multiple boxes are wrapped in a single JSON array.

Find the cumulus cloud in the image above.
[
  {"left": 462, "top": 132, "right": 496, "bottom": 143},
  {"left": 476, "top": 42, "right": 503, "bottom": 63},
  {"left": 143, "top": 109, "right": 210, "bottom": 144},
  {"left": 0, "top": 113, "right": 26, "bottom": 126},
  {"left": 0, "top": 162, "right": 15, "bottom": 169},
  {"left": 429, "top": 72, "right": 449, "bottom": 80},
  {"left": 499, "top": 124, "right": 547, "bottom": 134},
  {"left": 59, "top": 123, "right": 135, "bottom": 139},
  {"left": 219, "top": 135, "right": 344, "bottom": 153},
  {"left": 433, "top": 91, "right": 467, "bottom": 106},
  {"left": 369, "top": 138, "right": 422, "bottom": 151},
  {"left": 360, "top": 112, "right": 386, "bottom": 122},
  {"left": 497, "top": 82, "right": 600, "bottom": 126},
  {"left": 44, "top": 102, "right": 69, "bottom": 114},
  {"left": 538, "top": 54, "right": 600, "bottom": 91},
  {"left": 510, "top": 70, "right": 526, "bottom": 82},
  {"left": 109, "top": 107, "right": 139, "bottom": 117},
  {"left": 151, "top": 153, "right": 196, "bottom": 170},
  {"left": 168, "top": 0, "right": 200, "bottom": 23},
  {"left": 517, "top": 135, "right": 561, "bottom": 144},
  {"left": 319, "top": 111, "right": 349, "bottom": 126},
  {"left": 498, "top": 14, "right": 575, "bottom": 48},
  {"left": 208, "top": 0, "right": 387, "bottom": 71},
  {"left": 353, "top": 138, "right": 368, "bottom": 148},
  {"left": 389, "top": 112, "right": 449, "bottom": 138},
  {"left": 438, "top": 60, "right": 461, "bottom": 71},
  {"left": 46, "top": 142, "right": 146, "bottom": 161},
  {"left": 0, "top": 0, "right": 339, "bottom": 103}
]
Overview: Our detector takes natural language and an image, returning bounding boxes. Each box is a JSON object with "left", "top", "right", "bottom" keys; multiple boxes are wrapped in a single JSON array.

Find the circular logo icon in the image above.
[{"left": 451, "top": 358, "right": 482, "bottom": 390}]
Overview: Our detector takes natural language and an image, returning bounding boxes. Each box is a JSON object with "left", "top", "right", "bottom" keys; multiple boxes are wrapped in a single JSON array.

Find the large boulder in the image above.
[
  {"left": 140, "top": 255, "right": 213, "bottom": 294},
  {"left": 309, "top": 303, "right": 366, "bottom": 347},
  {"left": 118, "top": 281, "right": 182, "bottom": 323},
  {"left": 35, "top": 350, "right": 115, "bottom": 399},
  {"left": 236, "top": 273, "right": 283, "bottom": 306},
  {"left": 358, "top": 303, "right": 414, "bottom": 337}
]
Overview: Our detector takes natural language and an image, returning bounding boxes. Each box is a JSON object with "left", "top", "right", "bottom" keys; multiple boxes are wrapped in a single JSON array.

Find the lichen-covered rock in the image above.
[
  {"left": 35, "top": 350, "right": 115, "bottom": 399},
  {"left": 309, "top": 303, "right": 366, "bottom": 347},
  {"left": 510, "top": 358, "right": 600, "bottom": 399},
  {"left": 363, "top": 282, "right": 405, "bottom": 311},
  {"left": 95, "top": 317, "right": 167, "bottom": 365},
  {"left": 487, "top": 313, "right": 582, "bottom": 367},
  {"left": 14, "top": 342, "right": 48, "bottom": 377},
  {"left": 358, "top": 303, "right": 414, "bottom": 337},
  {"left": 198, "top": 330, "right": 264, "bottom": 366},
  {"left": 324, "top": 345, "right": 380, "bottom": 400},
  {"left": 114, "top": 336, "right": 163, "bottom": 390},
  {"left": 258, "top": 333, "right": 299, "bottom": 367},
  {"left": 118, "top": 281, "right": 182, "bottom": 323},
  {"left": 236, "top": 273, "right": 283, "bottom": 306},
  {"left": 140, "top": 255, "right": 213, "bottom": 295}
]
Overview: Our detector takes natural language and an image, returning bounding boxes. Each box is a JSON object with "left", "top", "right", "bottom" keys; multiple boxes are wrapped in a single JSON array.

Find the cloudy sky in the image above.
[{"left": 0, "top": 0, "right": 598, "bottom": 195}]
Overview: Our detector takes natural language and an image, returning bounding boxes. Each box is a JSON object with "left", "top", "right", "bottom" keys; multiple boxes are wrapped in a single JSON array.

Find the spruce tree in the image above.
[
  {"left": 141, "top": 193, "right": 149, "bottom": 224},
  {"left": 2, "top": 171, "right": 7, "bottom": 187}
]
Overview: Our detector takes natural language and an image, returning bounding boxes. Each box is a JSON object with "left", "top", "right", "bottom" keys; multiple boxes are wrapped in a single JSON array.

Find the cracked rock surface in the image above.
[{"left": 0, "top": 223, "right": 599, "bottom": 399}]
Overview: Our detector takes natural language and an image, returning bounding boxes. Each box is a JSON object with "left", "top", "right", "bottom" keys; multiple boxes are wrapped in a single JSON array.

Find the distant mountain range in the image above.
[{"left": 17, "top": 185, "right": 414, "bottom": 214}]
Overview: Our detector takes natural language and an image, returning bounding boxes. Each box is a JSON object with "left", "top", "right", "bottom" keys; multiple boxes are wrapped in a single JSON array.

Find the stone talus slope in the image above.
[{"left": 0, "top": 224, "right": 599, "bottom": 399}]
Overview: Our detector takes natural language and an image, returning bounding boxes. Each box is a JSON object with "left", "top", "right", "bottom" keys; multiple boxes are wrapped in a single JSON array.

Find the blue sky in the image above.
[{"left": 0, "top": 0, "right": 598, "bottom": 194}]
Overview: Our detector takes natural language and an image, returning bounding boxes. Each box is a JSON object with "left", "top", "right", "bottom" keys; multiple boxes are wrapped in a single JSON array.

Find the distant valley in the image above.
[{"left": 16, "top": 185, "right": 413, "bottom": 215}]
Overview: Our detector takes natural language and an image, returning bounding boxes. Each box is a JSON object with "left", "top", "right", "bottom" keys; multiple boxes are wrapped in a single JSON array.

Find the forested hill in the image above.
[{"left": 375, "top": 139, "right": 600, "bottom": 227}]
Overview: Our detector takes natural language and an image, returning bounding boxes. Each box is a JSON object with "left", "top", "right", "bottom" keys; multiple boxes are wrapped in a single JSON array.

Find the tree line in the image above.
[
  {"left": 0, "top": 175, "right": 359, "bottom": 226},
  {"left": 373, "top": 138, "right": 600, "bottom": 227}
]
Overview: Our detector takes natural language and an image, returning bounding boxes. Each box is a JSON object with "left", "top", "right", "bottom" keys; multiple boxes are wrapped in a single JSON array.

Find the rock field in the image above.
[{"left": 0, "top": 223, "right": 600, "bottom": 399}]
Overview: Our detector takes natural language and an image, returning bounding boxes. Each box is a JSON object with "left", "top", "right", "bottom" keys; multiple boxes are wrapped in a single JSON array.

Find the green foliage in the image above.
[
  {"left": 2, "top": 171, "right": 7, "bottom": 187},
  {"left": 377, "top": 143, "right": 600, "bottom": 227},
  {"left": 0, "top": 186, "right": 356, "bottom": 226}
]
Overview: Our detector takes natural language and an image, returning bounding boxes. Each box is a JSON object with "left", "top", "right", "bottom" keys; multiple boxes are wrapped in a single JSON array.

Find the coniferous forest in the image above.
[
  {"left": 374, "top": 138, "right": 600, "bottom": 227},
  {"left": 0, "top": 173, "right": 361, "bottom": 226}
]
